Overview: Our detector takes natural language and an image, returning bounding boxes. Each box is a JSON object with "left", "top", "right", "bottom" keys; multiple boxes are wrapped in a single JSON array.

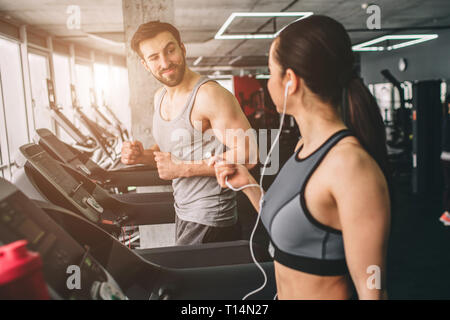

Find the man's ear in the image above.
[
  {"left": 140, "top": 59, "right": 150, "bottom": 72},
  {"left": 181, "top": 43, "right": 186, "bottom": 57}
]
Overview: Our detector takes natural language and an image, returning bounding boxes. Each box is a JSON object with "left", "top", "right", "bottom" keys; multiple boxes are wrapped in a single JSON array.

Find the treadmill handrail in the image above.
[
  {"left": 74, "top": 108, "right": 116, "bottom": 160},
  {"left": 50, "top": 108, "right": 96, "bottom": 148}
]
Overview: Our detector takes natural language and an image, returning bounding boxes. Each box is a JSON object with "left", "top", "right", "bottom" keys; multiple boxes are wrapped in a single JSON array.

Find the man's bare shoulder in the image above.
[
  {"left": 195, "top": 81, "right": 239, "bottom": 115},
  {"left": 197, "top": 81, "right": 235, "bottom": 102}
]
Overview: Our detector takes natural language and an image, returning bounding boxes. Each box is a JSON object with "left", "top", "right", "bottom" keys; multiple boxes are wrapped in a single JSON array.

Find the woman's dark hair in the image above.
[
  {"left": 131, "top": 21, "right": 182, "bottom": 59},
  {"left": 274, "top": 15, "right": 389, "bottom": 179}
]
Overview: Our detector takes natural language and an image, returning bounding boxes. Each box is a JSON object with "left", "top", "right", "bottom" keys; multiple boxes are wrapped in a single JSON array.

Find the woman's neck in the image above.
[{"left": 292, "top": 103, "right": 347, "bottom": 155}]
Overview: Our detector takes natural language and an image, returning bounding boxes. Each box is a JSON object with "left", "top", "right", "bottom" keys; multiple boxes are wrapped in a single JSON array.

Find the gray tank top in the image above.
[
  {"left": 260, "top": 130, "right": 352, "bottom": 275},
  {"left": 152, "top": 77, "right": 237, "bottom": 227}
]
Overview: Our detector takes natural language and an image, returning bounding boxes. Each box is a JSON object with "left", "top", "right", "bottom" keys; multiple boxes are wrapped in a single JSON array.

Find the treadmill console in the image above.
[
  {"left": 34, "top": 129, "right": 93, "bottom": 176},
  {"left": 0, "top": 179, "right": 126, "bottom": 300},
  {"left": 19, "top": 144, "right": 103, "bottom": 224},
  {"left": 35, "top": 129, "right": 79, "bottom": 163}
]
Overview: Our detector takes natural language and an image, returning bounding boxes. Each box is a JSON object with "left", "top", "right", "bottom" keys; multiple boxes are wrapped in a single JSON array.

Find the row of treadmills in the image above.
[
  {"left": 0, "top": 84, "right": 275, "bottom": 300},
  {"left": 46, "top": 79, "right": 128, "bottom": 169}
]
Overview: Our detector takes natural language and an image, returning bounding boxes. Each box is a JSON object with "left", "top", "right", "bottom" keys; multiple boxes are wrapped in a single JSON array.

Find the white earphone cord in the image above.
[{"left": 225, "top": 81, "right": 290, "bottom": 300}]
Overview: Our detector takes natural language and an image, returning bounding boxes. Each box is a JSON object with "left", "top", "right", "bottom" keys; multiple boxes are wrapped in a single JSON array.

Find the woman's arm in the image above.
[
  {"left": 213, "top": 162, "right": 263, "bottom": 212},
  {"left": 242, "top": 175, "right": 263, "bottom": 213},
  {"left": 329, "top": 147, "right": 391, "bottom": 300}
]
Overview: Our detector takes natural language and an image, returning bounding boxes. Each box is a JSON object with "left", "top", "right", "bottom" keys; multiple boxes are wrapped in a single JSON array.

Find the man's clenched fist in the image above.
[
  {"left": 154, "top": 151, "right": 183, "bottom": 180},
  {"left": 121, "top": 141, "right": 145, "bottom": 164}
]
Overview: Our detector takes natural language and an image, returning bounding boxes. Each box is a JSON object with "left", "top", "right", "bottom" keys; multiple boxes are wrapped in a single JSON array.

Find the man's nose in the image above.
[{"left": 160, "top": 54, "right": 171, "bottom": 69}]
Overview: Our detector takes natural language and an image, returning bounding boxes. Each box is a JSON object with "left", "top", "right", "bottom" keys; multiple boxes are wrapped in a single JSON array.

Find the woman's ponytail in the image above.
[
  {"left": 275, "top": 15, "right": 390, "bottom": 181},
  {"left": 347, "top": 78, "right": 389, "bottom": 180}
]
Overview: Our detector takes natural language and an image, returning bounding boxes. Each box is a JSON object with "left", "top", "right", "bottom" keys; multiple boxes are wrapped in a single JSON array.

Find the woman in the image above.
[
  {"left": 439, "top": 95, "right": 450, "bottom": 225},
  {"left": 212, "top": 16, "right": 390, "bottom": 299}
]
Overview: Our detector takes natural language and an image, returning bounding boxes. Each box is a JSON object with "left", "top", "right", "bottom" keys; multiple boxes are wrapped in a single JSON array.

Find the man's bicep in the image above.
[
  {"left": 207, "top": 87, "right": 251, "bottom": 131},
  {"left": 213, "top": 98, "right": 258, "bottom": 164},
  {"left": 197, "top": 83, "right": 257, "bottom": 164}
]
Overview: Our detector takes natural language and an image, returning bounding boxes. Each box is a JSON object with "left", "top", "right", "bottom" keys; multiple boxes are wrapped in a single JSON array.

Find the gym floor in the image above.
[{"left": 387, "top": 177, "right": 450, "bottom": 299}]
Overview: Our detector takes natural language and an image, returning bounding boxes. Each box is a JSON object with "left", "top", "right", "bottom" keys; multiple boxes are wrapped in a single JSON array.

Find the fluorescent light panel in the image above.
[
  {"left": 208, "top": 74, "right": 233, "bottom": 79},
  {"left": 87, "top": 33, "right": 125, "bottom": 47},
  {"left": 228, "top": 55, "right": 243, "bottom": 65},
  {"left": 352, "top": 34, "right": 438, "bottom": 52},
  {"left": 215, "top": 12, "right": 314, "bottom": 40},
  {"left": 193, "top": 56, "right": 203, "bottom": 66}
]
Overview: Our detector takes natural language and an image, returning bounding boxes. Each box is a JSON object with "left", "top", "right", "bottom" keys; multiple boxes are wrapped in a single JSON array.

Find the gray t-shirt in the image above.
[{"left": 152, "top": 77, "right": 237, "bottom": 227}]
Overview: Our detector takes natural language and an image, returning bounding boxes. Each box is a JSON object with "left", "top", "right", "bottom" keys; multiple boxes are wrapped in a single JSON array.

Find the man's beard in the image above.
[{"left": 152, "top": 59, "right": 186, "bottom": 87}]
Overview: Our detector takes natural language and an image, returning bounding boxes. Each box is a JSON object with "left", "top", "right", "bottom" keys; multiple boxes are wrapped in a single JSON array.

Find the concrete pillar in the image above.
[{"left": 122, "top": 0, "right": 174, "bottom": 147}]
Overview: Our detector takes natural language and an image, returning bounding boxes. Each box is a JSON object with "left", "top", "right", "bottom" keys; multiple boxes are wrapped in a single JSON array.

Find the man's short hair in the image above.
[{"left": 131, "top": 21, "right": 182, "bottom": 59}]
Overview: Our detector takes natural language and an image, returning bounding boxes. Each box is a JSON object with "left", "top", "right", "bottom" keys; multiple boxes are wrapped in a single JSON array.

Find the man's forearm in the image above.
[
  {"left": 180, "top": 150, "right": 255, "bottom": 178},
  {"left": 179, "top": 159, "right": 215, "bottom": 177}
]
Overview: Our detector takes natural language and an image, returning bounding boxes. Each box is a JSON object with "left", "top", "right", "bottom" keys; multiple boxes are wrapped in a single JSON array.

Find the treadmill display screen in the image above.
[{"left": 17, "top": 218, "right": 45, "bottom": 245}]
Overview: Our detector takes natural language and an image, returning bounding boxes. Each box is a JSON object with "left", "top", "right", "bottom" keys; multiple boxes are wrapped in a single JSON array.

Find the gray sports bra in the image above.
[{"left": 260, "top": 129, "right": 352, "bottom": 276}]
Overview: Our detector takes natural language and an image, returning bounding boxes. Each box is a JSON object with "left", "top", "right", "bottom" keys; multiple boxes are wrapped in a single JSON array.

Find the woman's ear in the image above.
[{"left": 285, "top": 68, "right": 298, "bottom": 95}]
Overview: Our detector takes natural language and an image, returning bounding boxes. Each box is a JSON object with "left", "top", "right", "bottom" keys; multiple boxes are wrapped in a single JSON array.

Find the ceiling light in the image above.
[
  {"left": 193, "top": 56, "right": 203, "bottom": 66},
  {"left": 228, "top": 56, "right": 243, "bottom": 65},
  {"left": 87, "top": 33, "right": 125, "bottom": 47},
  {"left": 215, "top": 12, "right": 314, "bottom": 40},
  {"left": 208, "top": 74, "right": 233, "bottom": 79},
  {"left": 352, "top": 34, "right": 438, "bottom": 52},
  {"left": 256, "top": 74, "right": 270, "bottom": 79}
]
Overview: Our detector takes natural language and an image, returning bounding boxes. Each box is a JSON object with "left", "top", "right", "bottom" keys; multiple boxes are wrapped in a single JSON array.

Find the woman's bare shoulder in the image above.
[{"left": 325, "top": 136, "right": 385, "bottom": 183}]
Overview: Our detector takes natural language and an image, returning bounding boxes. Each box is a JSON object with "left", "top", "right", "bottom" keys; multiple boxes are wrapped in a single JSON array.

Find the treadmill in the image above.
[
  {"left": 11, "top": 144, "right": 273, "bottom": 267},
  {"left": 46, "top": 79, "right": 98, "bottom": 154},
  {"left": 70, "top": 84, "right": 119, "bottom": 166},
  {"left": 33, "top": 128, "right": 170, "bottom": 190},
  {"left": 13, "top": 143, "right": 176, "bottom": 234},
  {"left": 0, "top": 178, "right": 275, "bottom": 299},
  {"left": 89, "top": 88, "right": 129, "bottom": 144}
]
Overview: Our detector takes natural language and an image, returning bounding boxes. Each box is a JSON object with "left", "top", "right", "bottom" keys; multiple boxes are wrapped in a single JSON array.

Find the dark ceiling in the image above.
[{"left": 1, "top": 0, "right": 449, "bottom": 73}]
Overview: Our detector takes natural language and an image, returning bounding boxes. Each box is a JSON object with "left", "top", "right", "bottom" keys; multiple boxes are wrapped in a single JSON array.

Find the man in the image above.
[{"left": 122, "top": 21, "right": 256, "bottom": 245}]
